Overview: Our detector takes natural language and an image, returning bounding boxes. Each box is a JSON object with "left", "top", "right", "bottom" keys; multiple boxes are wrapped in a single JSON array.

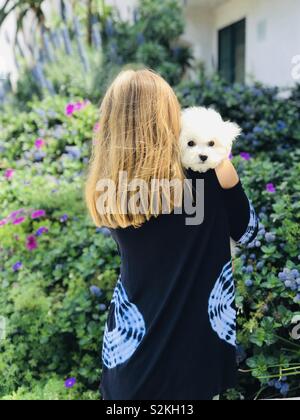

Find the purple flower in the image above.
[
  {"left": 265, "top": 232, "right": 276, "bottom": 243},
  {"left": 240, "top": 152, "right": 251, "bottom": 161},
  {"left": 4, "top": 168, "right": 14, "bottom": 179},
  {"left": 65, "top": 378, "right": 76, "bottom": 389},
  {"left": 253, "top": 126, "right": 263, "bottom": 134},
  {"left": 90, "top": 285, "right": 102, "bottom": 297},
  {"left": 229, "top": 152, "right": 233, "bottom": 160},
  {"left": 36, "top": 226, "right": 49, "bottom": 236},
  {"left": 277, "top": 121, "right": 287, "bottom": 131},
  {"left": 26, "top": 235, "right": 38, "bottom": 251},
  {"left": 246, "top": 265, "right": 254, "bottom": 274},
  {"left": 65, "top": 146, "right": 81, "bottom": 160},
  {"left": 35, "top": 138, "right": 45, "bottom": 149},
  {"left": 60, "top": 214, "right": 68, "bottom": 223},
  {"left": 12, "top": 217, "right": 26, "bottom": 225},
  {"left": 31, "top": 210, "right": 46, "bottom": 219},
  {"left": 9, "top": 209, "right": 25, "bottom": 220},
  {"left": 280, "top": 383, "right": 290, "bottom": 396},
  {"left": 245, "top": 279, "right": 253, "bottom": 287},
  {"left": 13, "top": 261, "right": 22, "bottom": 272},
  {"left": 266, "top": 183, "right": 276, "bottom": 193},
  {"left": 97, "top": 227, "right": 111, "bottom": 237},
  {"left": 0, "top": 219, "right": 7, "bottom": 227}
]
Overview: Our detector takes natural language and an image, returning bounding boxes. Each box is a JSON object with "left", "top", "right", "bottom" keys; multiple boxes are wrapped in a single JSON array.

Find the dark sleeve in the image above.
[{"left": 222, "top": 180, "right": 259, "bottom": 246}]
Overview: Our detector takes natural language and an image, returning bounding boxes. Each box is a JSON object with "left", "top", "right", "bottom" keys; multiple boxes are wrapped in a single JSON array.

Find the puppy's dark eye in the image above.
[
  {"left": 188, "top": 140, "right": 196, "bottom": 147},
  {"left": 208, "top": 141, "right": 215, "bottom": 147}
]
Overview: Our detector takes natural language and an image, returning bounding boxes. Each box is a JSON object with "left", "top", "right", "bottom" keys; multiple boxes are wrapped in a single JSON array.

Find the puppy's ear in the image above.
[{"left": 222, "top": 121, "right": 242, "bottom": 147}]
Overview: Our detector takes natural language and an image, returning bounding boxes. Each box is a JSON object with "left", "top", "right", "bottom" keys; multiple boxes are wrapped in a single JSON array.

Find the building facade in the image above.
[
  {"left": 107, "top": 0, "right": 300, "bottom": 87},
  {"left": 183, "top": 0, "right": 300, "bottom": 87}
]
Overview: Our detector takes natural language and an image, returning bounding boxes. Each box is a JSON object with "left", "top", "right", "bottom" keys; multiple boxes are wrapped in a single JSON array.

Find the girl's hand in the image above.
[{"left": 215, "top": 159, "right": 240, "bottom": 189}]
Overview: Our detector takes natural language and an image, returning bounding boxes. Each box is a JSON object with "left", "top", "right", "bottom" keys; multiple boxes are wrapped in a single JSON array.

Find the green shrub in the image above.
[
  {"left": 176, "top": 74, "right": 300, "bottom": 157},
  {"left": 0, "top": 96, "right": 120, "bottom": 399},
  {"left": 1, "top": 376, "right": 98, "bottom": 400},
  {"left": 96, "top": 0, "right": 192, "bottom": 88},
  {"left": 0, "top": 171, "right": 120, "bottom": 398},
  {"left": 232, "top": 156, "right": 300, "bottom": 399}
]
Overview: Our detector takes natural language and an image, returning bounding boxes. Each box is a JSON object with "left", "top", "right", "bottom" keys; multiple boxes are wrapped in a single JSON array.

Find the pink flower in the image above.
[
  {"left": 13, "top": 217, "right": 25, "bottom": 225},
  {"left": 0, "top": 219, "right": 7, "bottom": 227},
  {"left": 74, "top": 102, "right": 84, "bottom": 111},
  {"left": 93, "top": 122, "right": 100, "bottom": 133},
  {"left": 4, "top": 169, "right": 14, "bottom": 179},
  {"left": 65, "top": 100, "right": 90, "bottom": 117},
  {"left": 26, "top": 235, "right": 38, "bottom": 251},
  {"left": 266, "top": 183, "right": 276, "bottom": 193},
  {"left": 9, "top": 209, "right": 25, "bottom": 220},
  {"left": 240, "top": 152, "right": 251, "bottom": 161},
  {"left": 31, "top": 210, "right": 46, "bottom": 219},
  {"left": 35, "top": 138, "right": 45, "bottom": 149},
  {"left": 65, "top": 103, "right": 75, "bottom": 116}
]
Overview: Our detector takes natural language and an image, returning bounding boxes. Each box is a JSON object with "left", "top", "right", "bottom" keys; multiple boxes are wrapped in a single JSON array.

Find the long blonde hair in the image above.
[{"left": 85, "top": 68, "right": 185, "bottom": 228}]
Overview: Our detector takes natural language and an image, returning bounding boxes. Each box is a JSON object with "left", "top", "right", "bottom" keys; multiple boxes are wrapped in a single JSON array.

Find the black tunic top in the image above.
[{"left": 100, "top": 169, "right": 258, "bottom": 400}]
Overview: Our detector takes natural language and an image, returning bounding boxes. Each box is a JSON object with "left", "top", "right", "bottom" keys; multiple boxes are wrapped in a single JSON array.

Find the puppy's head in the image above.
[{"left": 179, "top": 107, "right": 241, "bottom": 172}]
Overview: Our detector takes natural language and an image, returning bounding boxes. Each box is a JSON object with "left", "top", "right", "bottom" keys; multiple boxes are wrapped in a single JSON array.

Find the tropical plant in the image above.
[
  {"left": 0, "top": 0, "right": 46, "bottom": 41},
  {"left": 4, "top": 0, "right": 192, "bottom": 108}
]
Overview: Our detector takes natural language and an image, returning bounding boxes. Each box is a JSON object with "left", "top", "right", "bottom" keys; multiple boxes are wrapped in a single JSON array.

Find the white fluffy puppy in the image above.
[
  {"left": 180, "top": 107, "right": 241, "bottom": 173},
  {"left": 180, "top": 107, "right": 242, "bottom": 256}
]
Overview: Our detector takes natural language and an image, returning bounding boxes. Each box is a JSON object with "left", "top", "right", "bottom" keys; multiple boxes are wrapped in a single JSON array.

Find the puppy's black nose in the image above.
[{"left": 199, "top": 155, "right": 208, "bottom": 162}]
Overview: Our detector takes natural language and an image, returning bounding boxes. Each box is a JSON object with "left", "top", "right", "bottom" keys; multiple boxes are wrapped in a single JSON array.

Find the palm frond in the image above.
[{"left": 0, "top": 1, "right": 20, "bottom": 26}]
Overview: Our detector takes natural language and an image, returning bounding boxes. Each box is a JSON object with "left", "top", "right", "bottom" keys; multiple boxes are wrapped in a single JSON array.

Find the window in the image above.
[{"left": 218, "top": 19, "right": 246, "bottom": 84}]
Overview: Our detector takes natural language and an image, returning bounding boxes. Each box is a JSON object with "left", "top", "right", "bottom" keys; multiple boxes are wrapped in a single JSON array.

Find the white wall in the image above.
[
  {"left": 183, "top": 5, "right": 215, "bottom": 72},
  {"left": 214, "top": 0, "right": 300, "bottom": 86}
]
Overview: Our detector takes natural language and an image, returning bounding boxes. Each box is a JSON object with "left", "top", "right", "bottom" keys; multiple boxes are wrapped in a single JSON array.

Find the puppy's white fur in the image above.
[
  {"left": 180, "top": 107, "right": 241, "bottom": 173},
  {"left": 180, "top": 107, "right": 242, "bottom": 256}
]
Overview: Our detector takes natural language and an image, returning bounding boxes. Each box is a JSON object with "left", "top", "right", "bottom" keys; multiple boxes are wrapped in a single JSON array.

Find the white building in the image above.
[
  {"left": 107, "top": 0, "right": 300, "bottom": 87},
  {"left": 183, "top": 0, "right": 300, "bottom": 86},
  {"left": 1, "top": 0, "right": 300, "bottom": 87}
]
